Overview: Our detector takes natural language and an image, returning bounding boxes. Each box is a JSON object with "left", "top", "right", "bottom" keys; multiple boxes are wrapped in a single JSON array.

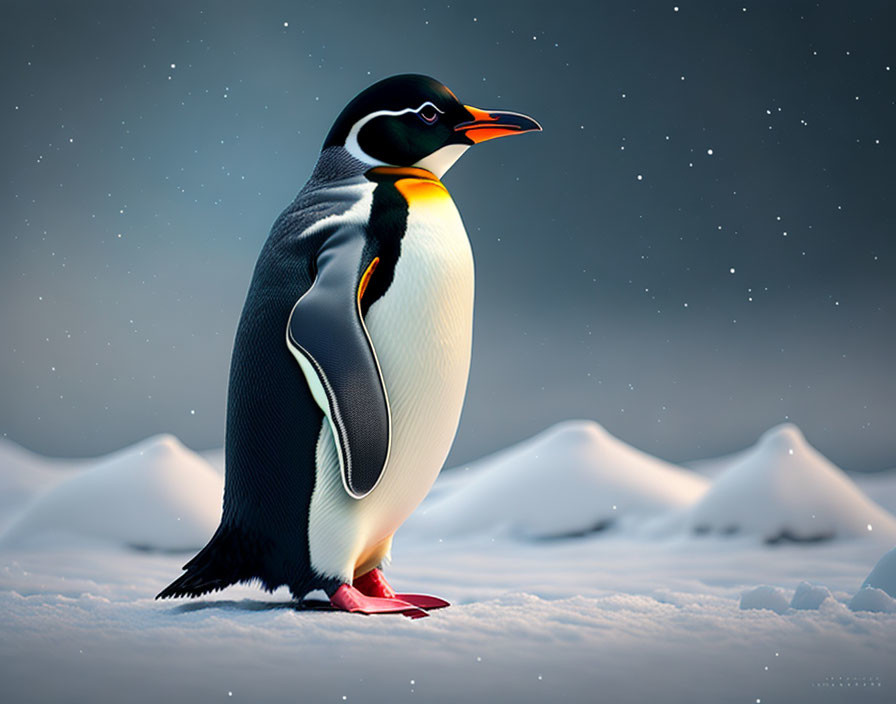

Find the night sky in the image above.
[{"left": 2, "top": 1, "right": 894, "bottom": 471}]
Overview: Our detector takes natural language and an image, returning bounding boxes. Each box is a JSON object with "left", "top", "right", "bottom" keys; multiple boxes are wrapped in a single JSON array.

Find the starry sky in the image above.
[{"left": 2, "top": 0, "right": 894, "bottom": 471}]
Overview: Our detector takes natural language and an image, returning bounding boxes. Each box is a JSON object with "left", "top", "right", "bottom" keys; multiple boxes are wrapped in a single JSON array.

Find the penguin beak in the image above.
[{"left": 455, "top": 105, "right": 542, "bottom": 143}]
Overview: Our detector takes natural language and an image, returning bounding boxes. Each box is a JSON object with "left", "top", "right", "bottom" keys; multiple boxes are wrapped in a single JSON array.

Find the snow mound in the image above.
[
  {"left": 790, "top": 581, "right": 833, "bottom": 610},
  {"left": 861, "top": 547, "right": 896, "bottom": 598},
  {"left": 0, "top": 439, "right": 80, "bottom": 517},
  {"left": 685, "top": 448, "right": 749, "bottom": 477},
  {"left": 0, "top": 434, "right": 223, "bottom": 551},
  {"left": 853, "top": 471, "right": 896, "bottom": 515},
  {"left": 407, "top": 420, "right": 708, "bottom": 540},
  {"left": 677, "top": 424, "right": 896, "bottom": 543},
  {"left": 201, "top": 447, "right": 226, "bottom": 475},
  {"left": 848, "top": 587, "right": 896, "bottom": 613},
  {"left": 740, "top": 585, "right": 790, "bottom": 614}
]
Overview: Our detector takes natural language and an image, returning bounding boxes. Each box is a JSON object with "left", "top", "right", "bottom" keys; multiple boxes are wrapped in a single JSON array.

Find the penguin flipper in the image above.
[{"left": 287, "top": 225, "right": 391, "bottom": 499}]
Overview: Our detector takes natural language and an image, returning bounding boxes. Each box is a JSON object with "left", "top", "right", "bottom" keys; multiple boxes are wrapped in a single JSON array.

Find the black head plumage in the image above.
[{"left": 322, "top": 74, "right": 541, "bottom": 171}]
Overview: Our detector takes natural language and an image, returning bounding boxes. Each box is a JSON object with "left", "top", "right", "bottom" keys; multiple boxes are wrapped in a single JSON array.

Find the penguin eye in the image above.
[{"left": 418, "top": 104, "right": 439, "bottom": 125}]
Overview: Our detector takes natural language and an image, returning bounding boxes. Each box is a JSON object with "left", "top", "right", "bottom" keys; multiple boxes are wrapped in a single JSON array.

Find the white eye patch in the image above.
[{"left": 344, "top": 102, "right": 445, "bottom": 165}]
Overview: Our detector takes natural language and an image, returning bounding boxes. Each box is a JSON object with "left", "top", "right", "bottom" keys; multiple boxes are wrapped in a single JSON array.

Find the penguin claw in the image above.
[{"left": 329, "top": 583, "right": 429, "bottom": 618}]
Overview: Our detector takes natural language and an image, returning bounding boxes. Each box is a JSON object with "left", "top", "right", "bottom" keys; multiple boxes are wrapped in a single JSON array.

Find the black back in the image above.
[
  {"left": 158, "top": 148, "right": 373, "bottom": 600},
  {"left": 225, "top": 149, "right": 374, "bottom": 595}
]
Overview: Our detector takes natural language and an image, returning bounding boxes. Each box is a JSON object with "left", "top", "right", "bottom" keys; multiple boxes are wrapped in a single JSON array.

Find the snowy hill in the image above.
[
  {"left": 406, "top": 420, "right": 709, "bottom": 540},
  {"left": 662, "top": 424, "right": 896, "bottom": 543},
  {"left": 854, "top": 471, "right": 896, "bottom": 515},
  {"left": 0, "top": 438, "right": 83, "bottom": 518},
  {"left": 684, "top": 448, "right": 749, "bottom": 477},
  {"left": 862, "top": 546, "right": 896, "bottom": 598},
  {"left": 200, "top": 447, "right": 226, "bottom": 475},
  {"left": 0, "top": 434, "right": 223, "bottom": 551}
]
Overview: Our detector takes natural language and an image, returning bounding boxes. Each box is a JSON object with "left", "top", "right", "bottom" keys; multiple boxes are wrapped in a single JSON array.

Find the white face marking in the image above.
[
  {"left": 343, "top": 101, "right": 453, "bottom": 172},
  {"left": 413, "top": 144, "right": 469, "bottom": 178}
]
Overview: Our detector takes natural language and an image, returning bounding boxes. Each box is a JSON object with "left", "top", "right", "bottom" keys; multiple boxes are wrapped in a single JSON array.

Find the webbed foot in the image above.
[
  {"left": 329, "top": 583, "right": 428, "bottom": 619},
  {"left": 354, "top": 568, "right": 450, "bottom": 611}
]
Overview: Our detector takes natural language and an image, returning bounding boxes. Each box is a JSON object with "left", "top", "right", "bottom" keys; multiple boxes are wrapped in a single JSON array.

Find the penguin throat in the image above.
[
  {"left": 342, "top": 109, "right": 468, "bottom": 178},
  {"left": 412, "top": 144, "right": 469, "bottom": 178},
  {"left": 344, "top": 135, "right": 467, "bottom": 178}
]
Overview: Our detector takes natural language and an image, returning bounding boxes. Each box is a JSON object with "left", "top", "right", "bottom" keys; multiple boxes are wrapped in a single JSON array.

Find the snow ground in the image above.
[{"left": 2, "top": 424, "right": 895, "bottom": 704}]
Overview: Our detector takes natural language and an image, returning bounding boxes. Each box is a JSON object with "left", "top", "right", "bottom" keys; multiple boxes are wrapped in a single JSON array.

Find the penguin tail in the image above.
[{"left": 156, "top": 522, "right": 266, "bottom": 600}]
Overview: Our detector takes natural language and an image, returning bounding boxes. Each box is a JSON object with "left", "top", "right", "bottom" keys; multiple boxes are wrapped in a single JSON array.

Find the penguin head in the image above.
[{"left": 323, "top": 74, "right": 541, "bottom": 178}]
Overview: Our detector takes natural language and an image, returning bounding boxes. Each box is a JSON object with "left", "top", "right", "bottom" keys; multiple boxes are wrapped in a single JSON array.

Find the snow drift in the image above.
[
  {"left": 862, "top": 546, "right": 896, "bottom": 598},
  {"left": 790, "top": 581, "right": 833, "bottom": 610},
  {"left": 739, "top": 585, "right": 790, "bottom": 614},
  {"left": 0, "top": 439, "right": 80, "bottom": 517},
  {"left": 0, "top": 434, "right": 223, "bottom": 551},
  {"left": 406, "top": 420, "right": 709, "bottom": 540},
  {"left": 848, "top": 587, "right": 896, "bottom": 613},
  {"left": 668, "top": 424, "right": 896, "bottom": 543}
]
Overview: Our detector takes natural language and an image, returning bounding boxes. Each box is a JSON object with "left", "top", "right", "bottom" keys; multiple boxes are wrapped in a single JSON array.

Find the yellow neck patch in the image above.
[
  {"left": 366, "top": 166, "right": 451, "bottom": 207},
  {"left": 393, "top": 177, "right": 450, "bottom": 206}
]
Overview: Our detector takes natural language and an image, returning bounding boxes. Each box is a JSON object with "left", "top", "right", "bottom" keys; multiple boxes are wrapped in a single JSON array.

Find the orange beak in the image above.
[{"left": 454, "top": 105, "right": 542, "bottom": 143}]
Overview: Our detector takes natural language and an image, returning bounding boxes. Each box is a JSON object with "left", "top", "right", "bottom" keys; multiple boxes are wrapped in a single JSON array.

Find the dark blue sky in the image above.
[{"left": 2, "top": 0, "right": 894, "bottom": 470}]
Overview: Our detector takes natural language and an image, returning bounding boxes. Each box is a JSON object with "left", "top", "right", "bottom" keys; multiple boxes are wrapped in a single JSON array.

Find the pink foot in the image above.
[
  {"left": 329, "top": 583, "right": 428, "bottom": 619},
  {"left": 354, "top": 569, "right": 450, "bottom": 611},
  {"left": 395, "top": 593, "right": 451, "bottom": 610}
]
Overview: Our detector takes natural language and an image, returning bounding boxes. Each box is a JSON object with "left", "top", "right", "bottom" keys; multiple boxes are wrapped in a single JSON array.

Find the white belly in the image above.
[{"left": 307, "top": 189, "right": 474, "bottom": 581}]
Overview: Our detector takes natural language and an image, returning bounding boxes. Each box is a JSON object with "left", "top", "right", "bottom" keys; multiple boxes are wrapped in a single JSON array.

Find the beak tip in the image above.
[
  {"left": 511, "top": 114, "right": 542, "bottom": 134},
  {"left": 456, "top": 107, "right": 542, "bottom": 141}
]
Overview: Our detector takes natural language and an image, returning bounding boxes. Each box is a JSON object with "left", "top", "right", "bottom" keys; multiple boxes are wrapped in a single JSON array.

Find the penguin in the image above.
[{"left": 157, "top": 74, "right": 540, "bottom": 616}]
